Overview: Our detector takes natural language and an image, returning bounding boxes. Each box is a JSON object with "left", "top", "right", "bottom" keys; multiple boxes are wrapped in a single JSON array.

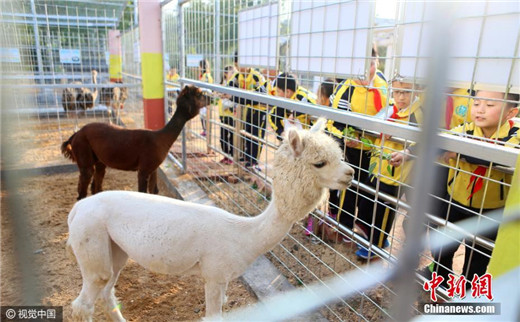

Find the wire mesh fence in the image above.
[
  {"left": 1, "top": 0, "right": 519, "bottom": 321},
  {"left": 162, "top": 0, "right": 519, "bottom": 320},
  {"left": 1, "top": 0, "right": 142, "bottom": 169}
]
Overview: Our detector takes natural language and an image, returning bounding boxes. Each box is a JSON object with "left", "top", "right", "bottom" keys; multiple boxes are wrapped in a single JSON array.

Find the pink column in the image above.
[{"left": 138, "top": 0, "right": 165, "bottom": 130}]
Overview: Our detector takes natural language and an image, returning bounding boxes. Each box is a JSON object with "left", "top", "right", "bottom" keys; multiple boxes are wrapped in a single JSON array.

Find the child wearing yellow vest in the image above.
[
  {"left": 427, "top": 90, "right": 519, "bottom": 285},
  {"left": 243, "top": 68, "right": 269, "bottom": 169},
  {"left": 199, "top": 59, "right": 213, "bottom": 137},
  {"left": 327, "top": 50, "right": 388, "bottom": 238},
  {"left": 218, "top": 65, "right": 238, "bottom": 164},
  {"left": 268, "top": 73, "right": 317, "bottom": 141},
  {"left": 354, "top": 79, "right": 422, "bottom": 259}
]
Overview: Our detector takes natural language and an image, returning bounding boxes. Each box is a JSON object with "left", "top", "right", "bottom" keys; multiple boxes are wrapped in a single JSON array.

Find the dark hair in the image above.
[
  {"left": 199, "top": 59, "right": 209, "bottom": 74},
  {"left": 506, "top": 93, "right": 520, "bottom": 108},
  {"left": 273, "top": 72, "right": 298, "bottom": 92},
  {"left": 371, "top": 41, "right": 379, "bottom": 58},
  {"left": 222, "top": 65, "right": 235, "bottom": 85},
  {"left": 319, "top": 78, "right": 335, "bottom": 100}
]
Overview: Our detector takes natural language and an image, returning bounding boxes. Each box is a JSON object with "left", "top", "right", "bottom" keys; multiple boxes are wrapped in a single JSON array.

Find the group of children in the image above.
[
  {"left": 169, "top": 54, "right": 519, "bottom": 290},
  {"left": 318, "top": 68, "right": 518, "bottom": 292}
]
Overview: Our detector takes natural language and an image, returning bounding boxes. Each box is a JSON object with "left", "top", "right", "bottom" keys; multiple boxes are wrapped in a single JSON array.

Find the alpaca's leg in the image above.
[
  {"left": 204, "top": 281, "right": 228, "bottom": 319},
  {"left": 72, "top": 277, "right": 108, "bottom": 322},
  {"left": 91, "top": 162, "right": 106, "bottom": 195},
  {"left": 77, "top": 166, "right": 94, "bottom": 200},
  {"left": 147, "top": 170, "right": 159, "bottom": 194},
  {"left": 70, "top": 221, "right": 113, "bottom": 320},
  {"left": 137, "top": 170, "right": 150, "bottom": 193},
  {"left": 101, "top": 241, "right": 128, "bottom": 322}
]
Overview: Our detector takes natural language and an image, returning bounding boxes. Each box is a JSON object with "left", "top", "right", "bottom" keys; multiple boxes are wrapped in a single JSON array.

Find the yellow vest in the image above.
[
  {"left": 447, "top": 121, "right": 520, "bottom": 209},
  {"left": 268, "top": 86, "right": 317, "bottom": 133},
  {"left": 370, "top": 99, "right": 423, "bottom": 186},
  {"left": 444, "top": 88, "right": 473, "bottom": 129},
  {"left": 200, "top": 72, "right": 213, "bottom": 84},
  {"left": 244, "top": 68, "right": 268, "bottom": 110},
  {"left": 166, "top": 73, "right": 180, "bottom": 88},
  {"left": 329, "top": 75, "right": 388, "bottom": 150}
]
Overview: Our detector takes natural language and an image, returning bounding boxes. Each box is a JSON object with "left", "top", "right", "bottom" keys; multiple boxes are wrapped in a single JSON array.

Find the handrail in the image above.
[{"left": 177, "top": 78, "right": 519, "bottom": 167}]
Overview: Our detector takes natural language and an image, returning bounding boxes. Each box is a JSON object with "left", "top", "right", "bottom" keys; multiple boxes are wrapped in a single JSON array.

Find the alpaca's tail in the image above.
[{"left": 61, "top": 133, "right": 77, "bottom": 162}]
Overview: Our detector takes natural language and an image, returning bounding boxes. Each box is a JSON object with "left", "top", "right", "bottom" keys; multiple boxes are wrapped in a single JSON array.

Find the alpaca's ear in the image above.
[
  {"left": 310, "top": 117, "right": 326, "bottom": 133},
  {"left": 287, "top": 128, "right": 303, "bottom": 158}
]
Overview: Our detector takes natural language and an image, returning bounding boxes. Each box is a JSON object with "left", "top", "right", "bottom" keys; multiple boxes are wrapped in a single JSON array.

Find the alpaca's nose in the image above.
[{"left": 345, "top": 164, "right": 355, "bottom": 177}]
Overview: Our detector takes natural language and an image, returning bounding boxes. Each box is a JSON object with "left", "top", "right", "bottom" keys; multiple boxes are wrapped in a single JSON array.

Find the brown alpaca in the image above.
[{"left": 61, "top": 85, "right": 208, "bottom": 200}]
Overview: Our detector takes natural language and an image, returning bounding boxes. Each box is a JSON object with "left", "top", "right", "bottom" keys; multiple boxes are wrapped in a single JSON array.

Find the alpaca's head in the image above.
[
  {"left": 274, "top": 118, "right": 354, "bottom": 200},
  {"left": 176, "top": 85, "right": 208, "bottom": 120}
]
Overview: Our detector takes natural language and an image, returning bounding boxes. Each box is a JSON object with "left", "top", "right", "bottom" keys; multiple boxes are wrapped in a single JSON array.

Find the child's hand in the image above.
[
  {"left": 389, "top": 149, "right": 409, "bottom": 167},
  {"left": 443, "top": 151, "right": 458, "bottom": 163},
  {"left": 345, "top": 136, "right": 359, "bottom": 148}
]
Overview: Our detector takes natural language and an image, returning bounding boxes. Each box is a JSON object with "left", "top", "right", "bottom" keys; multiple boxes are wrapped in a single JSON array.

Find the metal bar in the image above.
[
  {"left": 167, "top": 151, "right": 184, "bottom": 170},
  {"left": 214, "top": 0, "right": 220, "bottom": 84},
  {"left": 161, "top": 3, "right": 168, "bottom": 123},
  {"left": 179, "top": 79, "right": 519, "bottom": 167},
  {"left": 178, "top": 1, "right": 187, "bottom": 173},
  {"left": 29, "top": 0, "right": 44, "bottom": 82},
  {"left": 56, "top": 0, "right": 125, "bottom": 7},
  {"left": 3, "top": 12, "right": 119, "bottom": 22},
  {"left": 122, "top": 72, "right": 142, "bottom": 80},
  {"left": 2, "top": 83, "right": 140, "bottom": 89},
  {"left": 0, "top": 19, "right": 116, "bottom": 28},
  {"left": 391, "top": 5, "right": 452, "bottom": 320}
]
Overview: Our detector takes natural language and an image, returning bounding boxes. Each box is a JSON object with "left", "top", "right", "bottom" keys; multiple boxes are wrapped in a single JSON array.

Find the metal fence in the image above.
[
  {"left": 1, "top": 0, "right": 143, "bottom": 169},
  {"left": 162, "top": 0, "right": 519, "bottom": 321},
  {"left": 1, "top": 0, "right": 519, "bottom": 321}
]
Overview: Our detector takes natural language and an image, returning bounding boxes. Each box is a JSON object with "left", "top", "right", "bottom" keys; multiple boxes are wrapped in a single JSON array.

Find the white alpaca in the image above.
[{"left": 66, "top": 118, "right": 354, "bottom": 321}]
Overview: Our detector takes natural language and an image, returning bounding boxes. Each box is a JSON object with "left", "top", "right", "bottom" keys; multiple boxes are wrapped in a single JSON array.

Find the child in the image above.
[
  {"left": 243, "top": 68, "right": 269, "bottom": 169},
  {"left": 268, "top": 73, "right": 317, "bottom": 141},
  {"left": 198, "top": 59, "right": 213, "bottom": 137},
  {"left": 304, "top": 79, "right": 336, "bottom": 238},
  {"left": 327, "top": 47, "right": 388, "bottom": 241},
  {"left": 166, "top": 67, "right": 180, "bottom": 114},
  {"left": 218, "top": 65, "right": 238, "bottom": 164},
  {"left": 166, "top": 67, "right": 180, "bottom": 83},
  {"left": 354, "top": 77, "right": 423, "bottom": 259},
  {"left": 423, "top": 90, "right": 519, "bottom": 285}
]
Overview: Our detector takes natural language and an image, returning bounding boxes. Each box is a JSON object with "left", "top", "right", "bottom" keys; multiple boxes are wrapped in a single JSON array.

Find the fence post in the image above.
[
  {"left": 178, "top": 1, "right": 187, "bottom": 173},
  {"left": 108, "top": 30, "right": 122, "bottom": 82},
  {"left": 29, "top": 0, "right": 43, "bottom": 84},
  {"left": 138, "top": 0, "right": 165, "bottom": 130}
]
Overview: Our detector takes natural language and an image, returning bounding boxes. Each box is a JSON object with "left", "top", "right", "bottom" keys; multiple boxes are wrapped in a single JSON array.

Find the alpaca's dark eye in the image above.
[{"left": 314, "top": 161, "right": 326, "bottom": 168}]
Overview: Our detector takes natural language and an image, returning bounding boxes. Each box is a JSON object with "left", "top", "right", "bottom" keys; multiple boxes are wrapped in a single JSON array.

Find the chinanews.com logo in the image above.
[{"left": 421, "top": 272, "right": 500, "bottom": 315}]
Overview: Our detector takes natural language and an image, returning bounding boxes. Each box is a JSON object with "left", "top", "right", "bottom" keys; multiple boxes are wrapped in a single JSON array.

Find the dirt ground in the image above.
[
  {"left": 1, "top": 113, "right": 466, "bottom": 321},
  {"left": 1, "top": 169, "right": 257, "bottom": 321}
]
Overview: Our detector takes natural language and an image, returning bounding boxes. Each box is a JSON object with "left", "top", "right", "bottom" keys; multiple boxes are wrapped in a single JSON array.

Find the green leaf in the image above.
[
  {"left": 387, "top": 165, "right": 393, "bottom": 174},
  {"left": 360, "top": 137, "right": 373, "bottom": 148},
  {"left": 343, "top": 126, "right": 356, "bottom": 139},
  {"left": 368, "top": 162, "right": 377, "bottom": 175}
]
